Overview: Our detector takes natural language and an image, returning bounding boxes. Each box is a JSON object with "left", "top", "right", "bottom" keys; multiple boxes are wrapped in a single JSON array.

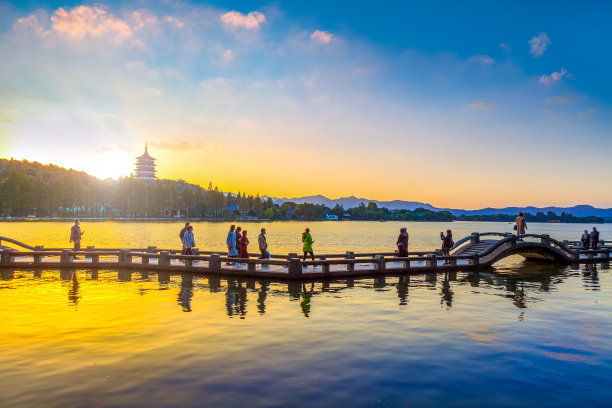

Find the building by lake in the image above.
[{"left": 134, "top": 143, "right": 157, "bottom": 180}]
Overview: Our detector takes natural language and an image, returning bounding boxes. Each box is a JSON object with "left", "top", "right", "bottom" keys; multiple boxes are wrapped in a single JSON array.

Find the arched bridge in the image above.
[{"left": 451, "top": 232, "right": 580, "bottom": 266}]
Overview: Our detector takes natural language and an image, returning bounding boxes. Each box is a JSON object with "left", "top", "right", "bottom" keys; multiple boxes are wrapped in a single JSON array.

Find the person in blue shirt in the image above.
[
  {"left": 226, "top": 224, "right": 238, "bottom": 265},
  {"left": 182, "top": 226, "right": 195, "bottom": 255}
]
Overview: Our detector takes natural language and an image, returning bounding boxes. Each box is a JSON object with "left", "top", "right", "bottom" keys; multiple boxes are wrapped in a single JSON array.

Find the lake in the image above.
[{"left": 1, "top": 221, "right": 611, "bottom": 407}]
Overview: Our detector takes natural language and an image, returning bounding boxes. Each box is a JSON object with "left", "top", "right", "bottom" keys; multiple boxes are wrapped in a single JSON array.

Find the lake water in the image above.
[{"left": 1, "top": 221, "right": 611, "bottom": 407}]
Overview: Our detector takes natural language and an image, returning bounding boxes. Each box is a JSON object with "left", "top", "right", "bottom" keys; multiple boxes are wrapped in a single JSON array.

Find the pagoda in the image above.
[{"left": 134, "top": 142, "right": 157, "bottom": 180}]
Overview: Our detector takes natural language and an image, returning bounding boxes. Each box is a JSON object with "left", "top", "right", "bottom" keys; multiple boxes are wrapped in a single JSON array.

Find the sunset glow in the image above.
[{"left": 1, "top": 1, "right": 611, "bottom": 208}]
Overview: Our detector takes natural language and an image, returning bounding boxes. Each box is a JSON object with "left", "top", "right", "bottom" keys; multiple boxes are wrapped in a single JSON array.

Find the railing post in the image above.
[
  {"left": 470, "top": 233, "right": 480, "bottom": 244},
  {"left": 470, "top": 253, "right": 480, "bottom": 266},
  {"left": 346, "top": 251, "right": 355, "bottom": 272},
  {"left": 288, "top": 257, "right": 303, "bottom": 278},
  {"left": 541, "top": 234, "right": 551, "bottom": 246},
  {"left": 1, "top": 249, "right": 15, "bottom": 265},
  {"left": 449, "top": 257, "right": 457, "bottom": 267},
  {"left": 209, "top": 254, "right": 221, "bottom": 270},
  {"left": 320, "top": 256, "right": 329, "bottom": 273},
  {"left": 143, "top": 246, "right": 156, "bottom": 264},
  {"left": 248, "top": 260, "right": 256, "bottom": 272},
  {"left": 33, "top": 246, "right": 44, "bottom": 264},
  {"left": 159, "top": 251, "right": 170, "bottom": 268},
  {"left": 375, "top": 255, "right": 386, "bottom": 272},
  {"left": 119, "top": 249, "right": 132, "bottom": 266},
  {"left": 426, "top": 254, "right": 437, "bottom": 268},
  {"left": 60, "top": 249, "right": 72, "bottom": 264}
]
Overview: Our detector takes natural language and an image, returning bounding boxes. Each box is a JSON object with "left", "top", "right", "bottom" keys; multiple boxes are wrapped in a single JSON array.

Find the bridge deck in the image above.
[{"left": 1, "top": 233, "right": 610, "bottom": 279}]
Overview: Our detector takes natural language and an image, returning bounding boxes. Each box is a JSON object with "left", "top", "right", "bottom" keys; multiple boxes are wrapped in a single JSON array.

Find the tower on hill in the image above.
[{"left": 134, "top": 142, "right": 157, "bottom": 180}]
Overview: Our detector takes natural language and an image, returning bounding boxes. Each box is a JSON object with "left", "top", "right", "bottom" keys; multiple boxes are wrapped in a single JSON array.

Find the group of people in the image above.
[
  {"left": 396, "top": 227, "right": 454, "bottom": 263},
  {"left": 225, "top": 225, "right": 270, "bottom": 263},
  {"left": 581, "top": 228, "right": 600, "bottom": 250}
]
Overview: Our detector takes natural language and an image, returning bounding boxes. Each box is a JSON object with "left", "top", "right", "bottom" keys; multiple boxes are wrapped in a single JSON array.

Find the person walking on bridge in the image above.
[
  {"left": 440, "top": 230, "right": 454, "bottom": 263},
  {"left": 396, "top": 228, "right": 409, "bottom": 257},
  {"left": 226, "top": 225, "right": 237, "bottom": 265},
  {"left": 182, "top": 225, "right": 195, "bottom": 256},
  {"left": 590, "top": 227, "right": 600, "bottom": 250},
  {"left": 240, "top": 230, "right": 250, "bottom": 259},
  {"left": 179, "top": 222, "right": 190, "bottom": 255},
  {"left": 515, "top": 213, "right": 527, "bottom": 235},
  {"left": 302, "top": 228, "right": 315, "bottom": 262},
  {"left": 258, "top": 228, "right": 269, "bottom": 259},
  {"left": 69, "top": 219, "right": 85, "bottom": 259},
  {"left": 581, "top": 230, "right": 590, "bottom": 250}
]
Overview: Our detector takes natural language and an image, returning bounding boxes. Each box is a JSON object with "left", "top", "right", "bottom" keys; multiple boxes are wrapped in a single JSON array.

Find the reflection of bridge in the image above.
[{"left": 1, "top": 233, "right": 610, "bottom": 279}]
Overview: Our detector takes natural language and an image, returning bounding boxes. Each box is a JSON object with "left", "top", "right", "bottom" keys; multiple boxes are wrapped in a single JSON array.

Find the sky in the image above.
[{"left": 0, "top": 0, "right": 611, "bottom": 209}]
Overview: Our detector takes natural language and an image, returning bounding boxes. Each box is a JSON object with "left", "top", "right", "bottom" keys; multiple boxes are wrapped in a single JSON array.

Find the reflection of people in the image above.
[
  {"left": 397, "top": 276, "right": 408, "bottom": 306},
  {"left": 396, "top": 228, "right": 409, "bottom": 257},
  {"left": 69, "top": 219, "right": 84, "bottom": 259},
  {"left": 514, "top": 213, "right": 527, "bottom": 234},
  {"left": 257, "top": 281, "right": 268, "bottom": 315},
  {"left": 440, "top": 277, "right": 453, "bottom": 307},
  {"left": 440, "top": 230, "right": 453, "bottom": 263},
  {"left": 68, "top": 271, "right": 79, "bottom": 305},
  {"left": 178, "top": 277, "right": 193, "bottom": 312},
  {"left": 590, "top": 227, "right": 600, "bottom": 250},
  {"left": 581, "top": 230, "right": 590, "bottom": 250},
  {"left": 300, "top": 283, "right": 315, "bottom": 317},
  {"left": 302, "top": 228, "right": 314, "bottom": 262}
]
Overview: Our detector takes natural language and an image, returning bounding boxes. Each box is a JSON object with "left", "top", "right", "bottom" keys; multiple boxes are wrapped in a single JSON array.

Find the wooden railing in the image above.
[{"left": 1, "top": 233, "right": 610, "bottom": 279}]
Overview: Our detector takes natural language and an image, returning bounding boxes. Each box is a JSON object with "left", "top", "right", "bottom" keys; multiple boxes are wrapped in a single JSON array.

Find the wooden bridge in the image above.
[{"left": 0, "top": 233, "right": 609, "bottom": 280}]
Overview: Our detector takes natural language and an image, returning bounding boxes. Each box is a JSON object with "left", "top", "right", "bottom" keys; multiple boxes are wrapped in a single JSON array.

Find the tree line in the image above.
[
  {"left": 0, "top": 158, "right": 603, "bottom": 223},
  {"left": 458, "top": 212, "right": 604, "bottom": 223}
]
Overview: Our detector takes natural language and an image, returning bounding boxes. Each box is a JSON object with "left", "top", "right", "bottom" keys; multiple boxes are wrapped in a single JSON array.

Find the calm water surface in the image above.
[{"left": 1, "top": 221, "right": 611, "bottom": 407}]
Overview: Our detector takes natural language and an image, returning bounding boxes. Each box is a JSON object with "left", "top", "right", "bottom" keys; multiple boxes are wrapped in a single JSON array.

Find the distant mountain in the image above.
[
  {"left": 274, "top": 195, "right": 439, "bottom": 211},
  {"left": 273, "top": 196, "right": 612, "bottom": 221}
]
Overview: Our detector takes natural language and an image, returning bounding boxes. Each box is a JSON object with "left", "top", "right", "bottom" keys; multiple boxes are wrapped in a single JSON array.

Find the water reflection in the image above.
[
  {"left": 0, "top": 265, "right": 607, "bottom": 319},
  {"left": 440, "top": 274, "right": 453, "bottom": 307},
  {"left": 300, "top": 283, "right": 316, "bottom": 317},
  {"left": 68, "top": 270, "right": 79, "bottom": 306},
  {"left": 178, "top": 274, "right": 193, "bottom": 312},
  {"left": 396, "top": 276, "right": 409, "bottom": 306}
]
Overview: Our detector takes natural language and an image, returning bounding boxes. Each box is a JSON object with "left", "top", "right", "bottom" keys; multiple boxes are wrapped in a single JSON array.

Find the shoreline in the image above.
[{"left": 0, "top": 218, "right": 606, "bottom": 224}]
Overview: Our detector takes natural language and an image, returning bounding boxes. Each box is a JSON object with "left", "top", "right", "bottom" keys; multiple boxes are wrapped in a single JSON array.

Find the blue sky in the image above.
[{"left": 0, "top": 0, "right": 610, "bottom": 208}]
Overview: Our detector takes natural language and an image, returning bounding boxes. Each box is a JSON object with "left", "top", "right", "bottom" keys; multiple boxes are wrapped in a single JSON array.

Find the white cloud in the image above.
[
  {"left": 310, "top": 30, "right": 333, "bottom": 44},
  {"left": 529, "top": 32, "right": 551, "bottom": 58},
  {"left": 51, "top": 6, "right": 132, "bottom": 40},
  {"left": 578, "top": 108, "right": 599, "bottom": 119},
  {"left": 468, "top": 54, "right": 495, "bottom": 64},
  {"left": 469, "top": 102, "right": 494, "bottom": 111},
  {"left": 13, "top": 15, "right": 47, "bottom": 37},
  {"left": 130, "top": 11, "right": 157, "bottom": 31},
  {"left": 212, "top": 44, "right": 235, "bottom": 61},
  {"left": 164, "top": 16, "right": 184, "bottom": 29},
  {"left": 220, "top": 11, "right": 265, "bottom": 29},
  {"left": 546, "top": 94, "right": 574, "bottom": 104},
  {"left": 539, "top": 68, "right": 568, "bottom": 85},
  {"left": 499, "top": 43, "right": 510, "bottom": 53}
]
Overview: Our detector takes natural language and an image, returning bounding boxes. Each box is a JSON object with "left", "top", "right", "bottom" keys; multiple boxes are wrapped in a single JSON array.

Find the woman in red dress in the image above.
[{"left": 240, "top": 230, "right": 249, "bottom": 259}]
